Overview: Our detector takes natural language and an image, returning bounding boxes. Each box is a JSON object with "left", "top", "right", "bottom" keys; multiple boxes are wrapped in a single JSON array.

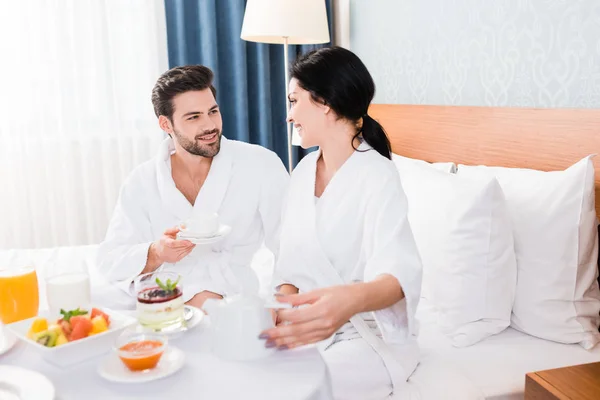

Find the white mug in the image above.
[{"left": 181, "top": 212, "right": 219, "bottom": 237}]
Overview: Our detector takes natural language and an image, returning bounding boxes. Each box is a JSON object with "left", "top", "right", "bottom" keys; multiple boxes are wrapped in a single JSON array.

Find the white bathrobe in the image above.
[
  {"left": 97, "top": 136, "right": 289, "bottom": 302},
  {"left": 273, "top": 142, "right": 422, "bottom": 400}
]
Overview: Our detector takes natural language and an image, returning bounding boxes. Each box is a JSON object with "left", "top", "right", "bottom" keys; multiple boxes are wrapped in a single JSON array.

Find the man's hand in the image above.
[{"left": 142, "top": 227, "right": 195, "bottom": 274}]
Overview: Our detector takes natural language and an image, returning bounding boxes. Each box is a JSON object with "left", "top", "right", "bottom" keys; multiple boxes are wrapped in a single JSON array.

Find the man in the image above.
[{"left": 97, "top": 65, "right": 289, "bottom": 308}]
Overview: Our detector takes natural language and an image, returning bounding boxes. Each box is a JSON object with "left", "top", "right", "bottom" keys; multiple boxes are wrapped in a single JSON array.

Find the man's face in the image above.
[{"left": 162, "top": 89, "right": 223, "bottom": 158}]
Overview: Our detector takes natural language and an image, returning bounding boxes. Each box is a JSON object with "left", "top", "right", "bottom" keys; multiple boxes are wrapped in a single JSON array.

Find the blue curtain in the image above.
[{"left": 164, "top": 0, "right": 333, "bottom": 168}]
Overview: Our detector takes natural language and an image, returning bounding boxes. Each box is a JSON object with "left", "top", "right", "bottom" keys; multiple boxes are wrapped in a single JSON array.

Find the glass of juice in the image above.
[
  {"left": 134, "top": 271, "right": 185, "bottom": 331},
  {"left": 0, "top": 266, "right": 39, "bottom": 324}
]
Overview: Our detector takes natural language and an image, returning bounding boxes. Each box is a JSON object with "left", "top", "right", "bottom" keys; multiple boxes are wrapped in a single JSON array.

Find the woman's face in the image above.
[{"left": 286, "top": 78, "right": 329, "bottom": 149}]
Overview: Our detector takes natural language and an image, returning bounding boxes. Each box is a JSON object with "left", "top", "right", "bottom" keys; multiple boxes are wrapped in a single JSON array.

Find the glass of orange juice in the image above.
[{"left": 0, "top": 266, "right": 39, "bottom": 324}]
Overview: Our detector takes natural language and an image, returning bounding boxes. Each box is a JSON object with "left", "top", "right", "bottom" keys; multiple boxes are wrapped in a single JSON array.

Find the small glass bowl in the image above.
[{"left": 114, "top": 332, "right": 168, "bottom": 372}]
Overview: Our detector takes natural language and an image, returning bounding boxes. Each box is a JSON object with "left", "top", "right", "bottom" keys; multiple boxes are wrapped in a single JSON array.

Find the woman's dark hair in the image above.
[
  {"left": 151, "top": 65, "right": 217, "bottom": 121},
  {"left": 291, "top": 46, "right": 391, "bottom": 159}
]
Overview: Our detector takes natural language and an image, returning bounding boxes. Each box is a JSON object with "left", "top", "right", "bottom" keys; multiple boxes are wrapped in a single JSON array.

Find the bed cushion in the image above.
[
  {"left": 457, "top": 156, "right": 600, "bottom": 349},
  {"left": 393, "top": 155, "right": 517, "bottom": 347},
  {"left": 392, "top": 153, "right": 455, "bottom": 173}
]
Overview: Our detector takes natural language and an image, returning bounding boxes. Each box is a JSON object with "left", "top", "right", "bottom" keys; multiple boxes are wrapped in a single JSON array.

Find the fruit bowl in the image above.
[{"left": 6, "top": 307, "right": 136, "bottom": 367}]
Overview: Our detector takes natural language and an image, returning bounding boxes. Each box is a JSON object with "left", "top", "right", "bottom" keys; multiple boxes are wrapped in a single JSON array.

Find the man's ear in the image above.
[{"left": 158, "top": 115, "right": 173, "bottom": 134}]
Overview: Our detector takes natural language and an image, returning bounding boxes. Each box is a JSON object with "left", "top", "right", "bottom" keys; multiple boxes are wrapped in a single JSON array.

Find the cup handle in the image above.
[{"left": 263, "top": 302, "right": 292, "bottom": 309}]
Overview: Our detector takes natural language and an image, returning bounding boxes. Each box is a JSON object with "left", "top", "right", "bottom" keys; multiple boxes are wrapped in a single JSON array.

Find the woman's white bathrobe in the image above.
[
  {"left": 273, "top": 143, "right": 422, "bottom": 400},
  {"left": 97, "top": 136, "right": 289, "bottom": 301}
]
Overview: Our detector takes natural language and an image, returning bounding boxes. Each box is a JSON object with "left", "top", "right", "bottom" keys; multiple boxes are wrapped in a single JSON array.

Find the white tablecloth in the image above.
[
  {"left": 1, "top": 317, "right": 333, "bottom": 400},
  {"left": 1, "top": 245, "right": 332, "bottom": 399}
]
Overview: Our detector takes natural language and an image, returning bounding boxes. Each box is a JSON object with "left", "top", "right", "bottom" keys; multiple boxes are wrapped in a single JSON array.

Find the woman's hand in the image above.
[
  {"left": 260, "top": 284, "right": 364, "bottom": 349},
  {"left": 271, "top": 284, "right": 300, "bottom": 325}
]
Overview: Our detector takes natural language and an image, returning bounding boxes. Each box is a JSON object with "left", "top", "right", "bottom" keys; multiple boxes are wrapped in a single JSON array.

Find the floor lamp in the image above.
[{"left": 241, "top": 0, "right": 330, "bottom": 173}]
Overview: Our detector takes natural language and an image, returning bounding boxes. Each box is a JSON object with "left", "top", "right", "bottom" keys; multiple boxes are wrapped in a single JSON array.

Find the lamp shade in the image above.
[{"left": 241, "top": 0, "right": 330, "bottom": 45}]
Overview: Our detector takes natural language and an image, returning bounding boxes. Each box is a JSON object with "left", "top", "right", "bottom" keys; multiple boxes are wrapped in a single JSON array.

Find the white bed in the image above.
[
  {"left": 3, "top": 244, "right": 599, "bottom": 399},
  {"left": 412, "top": 298, "right": 600, "bottom": 399}
]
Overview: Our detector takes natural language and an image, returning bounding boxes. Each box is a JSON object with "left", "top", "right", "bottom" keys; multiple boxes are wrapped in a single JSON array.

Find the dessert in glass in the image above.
[{"left": 134, "top": 272, "right": 185, "bottom": 331}]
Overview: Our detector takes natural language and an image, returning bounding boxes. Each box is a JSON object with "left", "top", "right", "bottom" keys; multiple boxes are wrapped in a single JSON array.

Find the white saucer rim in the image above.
[
  {"left": 178, "top": 224, "right": 231, "bottom": 240},
  {"left": 134, "top": 305, "right": 203, "bottom": 336},
  {"left": 0, "top": 330, "right": 17, "bottom": 356},
  {"left": 0, "top": 365, "right": 55, "bottom": 400},
  {"left": 98, "top": 346, "right": 185, "bottom": 383}
]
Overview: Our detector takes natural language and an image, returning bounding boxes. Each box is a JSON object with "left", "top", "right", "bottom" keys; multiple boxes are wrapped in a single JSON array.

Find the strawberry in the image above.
[
  {"left": 69, "top": 316, "right": 93, "bottom": 341},
  {"left": 91, "top": 308, "right": 110, "bottom": 326},
  {"left": 58, "top": 319, "right": 72, "bottom": 338}
]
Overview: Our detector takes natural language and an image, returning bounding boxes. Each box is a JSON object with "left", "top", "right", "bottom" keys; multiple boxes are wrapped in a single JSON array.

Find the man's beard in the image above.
[{"left": 172, "top": 128, "right": 222, "bottom": 158}]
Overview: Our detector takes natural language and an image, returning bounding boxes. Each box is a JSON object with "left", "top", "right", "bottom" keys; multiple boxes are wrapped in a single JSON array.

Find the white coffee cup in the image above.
[{"left": 181, "top": 212, "right": 219, "bottom": 238}]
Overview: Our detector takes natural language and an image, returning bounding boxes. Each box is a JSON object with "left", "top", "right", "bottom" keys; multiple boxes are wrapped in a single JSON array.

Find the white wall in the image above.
[{"left": 350, "top": 0, "right": 600, "bottom": 107}]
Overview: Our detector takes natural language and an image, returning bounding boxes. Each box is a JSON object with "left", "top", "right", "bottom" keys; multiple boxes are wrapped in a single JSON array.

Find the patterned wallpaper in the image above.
[{"left": 350, "top": 0, "right": 600, "bottom": 108}]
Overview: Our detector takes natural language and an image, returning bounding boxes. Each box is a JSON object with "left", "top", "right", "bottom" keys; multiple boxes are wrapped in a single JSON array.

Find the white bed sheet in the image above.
[{"left": 414, "top": 299, "right": 600, "bottom": 399}]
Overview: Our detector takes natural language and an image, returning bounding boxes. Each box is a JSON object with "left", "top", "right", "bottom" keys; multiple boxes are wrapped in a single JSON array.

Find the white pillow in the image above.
[
  {"left": 392, "top": 153, "right": 456, "bottom": 173},
  {"left": 394, "top": 155, "right": 517, "bottom": 347},
  {"left": 457, "top": 156, "right": 600, "bottom": 349}
]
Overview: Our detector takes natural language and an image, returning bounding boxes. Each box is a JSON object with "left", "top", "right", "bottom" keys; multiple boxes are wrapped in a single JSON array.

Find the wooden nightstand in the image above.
[{"left": 525, "top": 362, "right": 600, "bottom": 399}]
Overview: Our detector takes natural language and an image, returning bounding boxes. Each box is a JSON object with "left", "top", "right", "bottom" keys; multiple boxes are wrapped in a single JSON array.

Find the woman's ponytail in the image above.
[
  {"left": 291, "top": 47, "right": 392, "bottom": 159},
  {"left": 357, "top": 114, "right": 392, "bottom": 159}
]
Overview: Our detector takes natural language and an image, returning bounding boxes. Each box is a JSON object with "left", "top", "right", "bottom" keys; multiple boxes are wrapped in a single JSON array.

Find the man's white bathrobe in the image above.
[
  {"left": 97, "top": 136, "right": 289, "bottom": 302},
  {"left": 273, "top": 142, "right": 422, "bottom": 400}
]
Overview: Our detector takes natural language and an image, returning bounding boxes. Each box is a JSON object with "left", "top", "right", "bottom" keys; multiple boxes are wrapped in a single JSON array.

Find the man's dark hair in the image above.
[{"left": 151, "top": 65, "right": 217, "bottom": 121}]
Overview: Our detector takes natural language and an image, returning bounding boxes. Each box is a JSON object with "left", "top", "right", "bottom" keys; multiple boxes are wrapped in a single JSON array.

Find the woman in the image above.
[{"left": 260, "top": 47, "right": 423, "bottom": 399}]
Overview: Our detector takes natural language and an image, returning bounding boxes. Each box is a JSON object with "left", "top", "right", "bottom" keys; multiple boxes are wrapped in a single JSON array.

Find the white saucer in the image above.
[
  {"left": 0, "top": 366, "right": 55, "bottom": 400},
  {"left": 0, "top": 328, "right": 17, "bottom": 356},
  {"left": 98, "top": 346, "right": 185, "bottom": 383},
  {"left": 134, "top": 305, "right": 204, "bottom": 337},
  {"left": 177, "top": 224, "right": 231, "bottom": 245}
]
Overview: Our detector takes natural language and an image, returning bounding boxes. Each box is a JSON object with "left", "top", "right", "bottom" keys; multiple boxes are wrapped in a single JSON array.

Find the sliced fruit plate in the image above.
[
  {"left": 26, "top": 307, "right": 112, "bottom": 347},
  {"left": 6, "top": 307, "right": 136, "bottom": 367}
]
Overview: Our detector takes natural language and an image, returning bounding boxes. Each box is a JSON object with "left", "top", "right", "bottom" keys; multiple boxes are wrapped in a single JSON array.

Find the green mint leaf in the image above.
[
  {"left": 59, "top": 307, "right": 87, "bottom": 322},
  {"left": 71, "top": 308, "right": 87, "bottom": 317},
  {"left": 155, "top": 277, "right": 168, "bottom": 291},
  {"left": 155, "top": 277, "right": 178, "bottom": 292}
]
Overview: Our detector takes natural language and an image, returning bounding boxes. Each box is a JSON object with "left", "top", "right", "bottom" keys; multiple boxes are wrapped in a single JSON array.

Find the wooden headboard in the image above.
[{"left": 369, "top": 104, "right": 600, "bottom": 217}]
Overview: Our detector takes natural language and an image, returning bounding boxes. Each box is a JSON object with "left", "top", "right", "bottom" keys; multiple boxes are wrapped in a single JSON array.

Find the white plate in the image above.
[
  {"left": 98, "top": 346, "right": 185, "bottom": 383},
  {"left": 0, "top": 328, "right": 17, "bottom": 356},
  {"left": 0, "top": 366, "right": 55, "bottom": 400},
  {"left": 177, "top": 224, "right": 231, "bottom": 244},
  {"left": 133, "top": 305, "right": 204, "bottom": 338},
  {"left": 6, "top": 307, "right": 137, "bottom": 367}
]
